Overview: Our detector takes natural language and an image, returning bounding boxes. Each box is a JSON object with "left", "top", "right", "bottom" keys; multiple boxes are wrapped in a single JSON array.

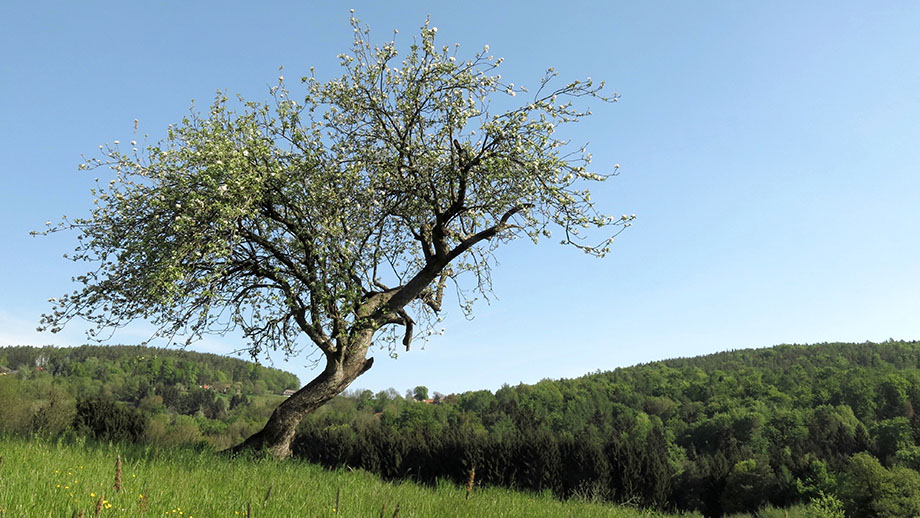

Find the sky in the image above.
[{"left": 2, "top": 2, "right": 919, "bottom": 396}]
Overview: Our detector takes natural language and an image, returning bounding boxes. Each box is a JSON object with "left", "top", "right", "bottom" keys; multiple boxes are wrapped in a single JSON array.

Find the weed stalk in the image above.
[
  {"left": 466, "top": 467, "right": 476, "bottom": 500},
  {"left": 263, "top": 483, "right": 273, "bottom": 507},
  {"left": 114, "top": 454, "right": 122, "bottom": 493}
]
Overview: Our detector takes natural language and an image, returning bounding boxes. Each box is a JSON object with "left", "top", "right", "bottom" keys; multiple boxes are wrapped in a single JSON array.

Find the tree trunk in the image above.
[{"left": 226, "top": 342, "right": 374, "bottom": 459}]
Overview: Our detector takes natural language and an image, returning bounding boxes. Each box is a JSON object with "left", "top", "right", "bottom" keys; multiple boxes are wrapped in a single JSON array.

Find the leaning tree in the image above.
[{"left": 40, "top": 15, "right": 633, "bottom": 458}]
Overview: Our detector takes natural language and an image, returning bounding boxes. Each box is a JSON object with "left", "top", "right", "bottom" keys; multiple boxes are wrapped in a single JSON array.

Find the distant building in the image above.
[{"left": 282, "top": 389, "right": 297, "bottom": 397}]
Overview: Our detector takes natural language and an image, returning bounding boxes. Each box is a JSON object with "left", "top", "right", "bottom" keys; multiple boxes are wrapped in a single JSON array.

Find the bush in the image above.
[
  {"left": 805, "top": 492, "right": 845, "bottom": 518},
  {"left": 74, "top": 397, "right": 146, "bottom": 442}
]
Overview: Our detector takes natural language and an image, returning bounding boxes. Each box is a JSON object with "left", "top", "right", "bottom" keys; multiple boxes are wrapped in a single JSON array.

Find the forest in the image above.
[
  {"left": 292, "top": 340, "right": 920, "bottom": 517},
  {"left": 4, "top": 340, "right": 920, "bottom": 517},
  {"left": 0, "top": 344, "right": 299, "bottom": 450}
]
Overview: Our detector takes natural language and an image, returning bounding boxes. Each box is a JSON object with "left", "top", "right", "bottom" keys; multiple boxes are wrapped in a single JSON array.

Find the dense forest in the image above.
[
  {"left": 292, "top": 340, "right": 920, "bottom": 517},
  {"left": 5, "top": 341, "right": 920, "bottom": 516},
  {"left": 0, "top": 345, "right": 299, "bottom": 449}
]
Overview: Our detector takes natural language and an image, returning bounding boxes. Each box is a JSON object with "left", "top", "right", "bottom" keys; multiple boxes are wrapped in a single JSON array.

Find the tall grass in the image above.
[{"left": 0, "top": 436, "right": 706, "bottom": 517}]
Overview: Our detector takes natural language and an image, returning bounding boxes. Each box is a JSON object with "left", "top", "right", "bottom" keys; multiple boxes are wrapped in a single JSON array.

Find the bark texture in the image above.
[{"left": 227, "top": 340, "right": 374, "bottom": 459}]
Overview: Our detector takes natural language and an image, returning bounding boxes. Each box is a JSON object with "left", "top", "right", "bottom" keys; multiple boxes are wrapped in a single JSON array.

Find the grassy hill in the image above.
[{"left": 0, "top": 436, "right": 710, "bottom": 518}]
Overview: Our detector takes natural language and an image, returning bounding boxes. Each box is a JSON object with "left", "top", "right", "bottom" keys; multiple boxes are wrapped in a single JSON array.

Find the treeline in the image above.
[
  {"left": 0, "top": 345, "right": 299, "bottom": 449},
  {"left": 292, "top": 340, "right": 920, "bottom": 517}
]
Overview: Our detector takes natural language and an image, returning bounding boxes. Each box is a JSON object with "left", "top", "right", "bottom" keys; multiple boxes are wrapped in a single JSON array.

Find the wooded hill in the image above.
[
  {"left": 292, "top": 340, "right": 920, "bottom": 517},
  {"left": 5, "top": 341, "right": 920, "bottom": 516},
  {"left": 0, "top": 344, "right": 299, "bottom": 449}
]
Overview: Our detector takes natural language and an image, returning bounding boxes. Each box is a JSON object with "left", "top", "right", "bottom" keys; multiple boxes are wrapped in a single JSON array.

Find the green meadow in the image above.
[{"left": 0, "top": 436, "right": 706, "bottom": 518}]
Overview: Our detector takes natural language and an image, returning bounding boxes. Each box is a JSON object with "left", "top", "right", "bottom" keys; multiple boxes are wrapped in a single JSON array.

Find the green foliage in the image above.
[
  {"left": 839, "top": 453, "right": 920, "bottom": 518},
  {"left": 74, "top": 397, "right": 147, "bottom": 442},
  {"left": 0, "top": 344, "right": 297, "bottom": 448},
  {"left": 288, "top": 340, "right": 920, "bottom": 515},
  {"left": 413, "top": 385, "right": 429, "bottom": 401},
  {"left": 804, "top": 492, "right": 845, "bottom": 518},
  {"left": 0, "top": 375, "right": 30, "bottom": 434},
  {"left": 12, "top": 341, "right": 920, "bottom": 515}
]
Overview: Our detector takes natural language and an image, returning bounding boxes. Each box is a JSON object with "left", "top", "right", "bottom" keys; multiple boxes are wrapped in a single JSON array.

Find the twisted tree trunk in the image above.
[{"left": 227, "top": 338, "right": 374, "bottom": 459}]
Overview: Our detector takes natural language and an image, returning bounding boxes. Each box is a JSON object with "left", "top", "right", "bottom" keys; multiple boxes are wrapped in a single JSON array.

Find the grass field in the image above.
[{"left": 0, "top": 436, "right": 706, "bottom": 518}]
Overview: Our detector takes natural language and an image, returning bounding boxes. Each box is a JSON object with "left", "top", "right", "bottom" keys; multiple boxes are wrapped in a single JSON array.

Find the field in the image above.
[{"left": 0, "top": 436, "right": 704, "bottom": 518}]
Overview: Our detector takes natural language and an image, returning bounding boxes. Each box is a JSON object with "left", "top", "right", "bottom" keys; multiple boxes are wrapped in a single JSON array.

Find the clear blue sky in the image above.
[{"left": 2, "top": 2, "right": 918, "bottom": 395}]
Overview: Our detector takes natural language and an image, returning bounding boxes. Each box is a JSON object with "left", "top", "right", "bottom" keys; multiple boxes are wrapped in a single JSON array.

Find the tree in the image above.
[
  {"left": 839, "top": 452, "right": 920, "bottom": 518},
  {"left": 39, "top": 15, "right": 627, "bottom": 458}
]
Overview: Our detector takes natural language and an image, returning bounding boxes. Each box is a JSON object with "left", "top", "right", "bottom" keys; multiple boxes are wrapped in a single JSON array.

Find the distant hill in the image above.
[
  {"left": 0, "top": 344, "right": 299, "bottom": 392},
  {"left": 292, "top": 340, "right": 920, "bottom": 517},
  {"left": 0, "top": 344, "right": 299, "bottom": 449}
]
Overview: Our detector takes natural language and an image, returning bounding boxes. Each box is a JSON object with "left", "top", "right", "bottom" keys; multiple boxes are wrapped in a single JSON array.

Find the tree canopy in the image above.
[{"left": 40, "top": 15, "right": 628, "bottom": 456}]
